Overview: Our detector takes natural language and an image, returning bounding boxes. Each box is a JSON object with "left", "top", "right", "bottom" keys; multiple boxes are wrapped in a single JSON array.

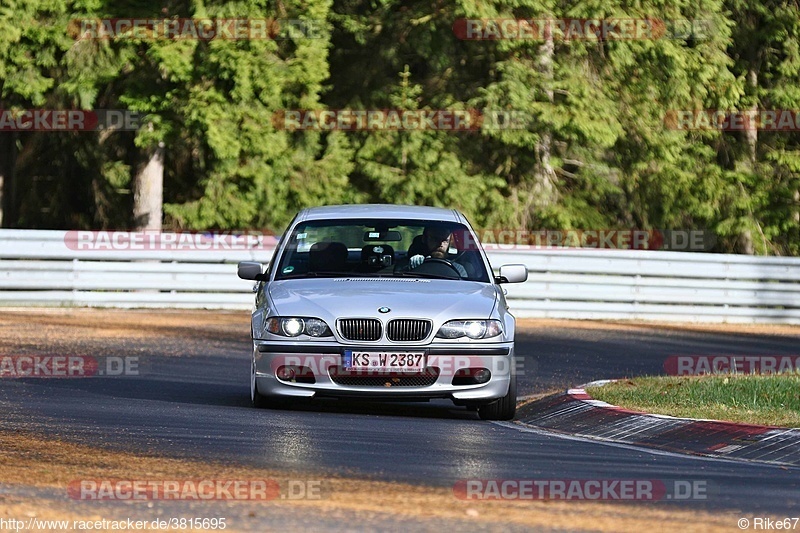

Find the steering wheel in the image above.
[{"left": 417, "top": 257, "right": 462, "bottom": 277}]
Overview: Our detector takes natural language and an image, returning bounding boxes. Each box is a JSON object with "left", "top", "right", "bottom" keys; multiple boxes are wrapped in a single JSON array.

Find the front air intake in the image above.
[
  {"left": 386, "top": 319, "right": 432, "bottom": 341},
  {"left": 337, "top": 318, "right": 382, "bottom": 341}
]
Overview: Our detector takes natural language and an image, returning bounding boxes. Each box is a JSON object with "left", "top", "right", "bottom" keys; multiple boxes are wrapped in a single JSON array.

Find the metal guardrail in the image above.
[
  {"left": 493, "top": 248, "right": 800, "bottom": 323},
  {"left": 1, "top": 230, "right": 799, "bottom": 323}
]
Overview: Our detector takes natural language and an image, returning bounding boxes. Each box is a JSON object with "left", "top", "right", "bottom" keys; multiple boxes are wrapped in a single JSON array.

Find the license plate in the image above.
[{"left": 343, "top": 350, "right": 426, "bottom": 371}]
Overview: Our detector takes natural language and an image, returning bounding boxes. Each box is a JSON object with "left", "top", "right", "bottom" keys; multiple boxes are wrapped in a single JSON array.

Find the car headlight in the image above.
[
  {"left": 436, "top": 320, "right": 503, "bottom": 339},
  {"left": 265, "top": 317, "right": 333, "bottom": 337}
]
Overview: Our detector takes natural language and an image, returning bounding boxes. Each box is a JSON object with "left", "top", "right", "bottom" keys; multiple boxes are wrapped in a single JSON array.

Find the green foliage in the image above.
[
  {"left": 352, "top": 66, "right": 507, "bottom": 227},
  {"left": 0, "top": 0, "right": 797, "bottom": 254}
]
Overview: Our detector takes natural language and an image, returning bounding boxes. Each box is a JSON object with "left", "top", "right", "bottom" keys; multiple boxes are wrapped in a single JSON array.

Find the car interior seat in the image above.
[
  {"left": 309, "top": 241, "right": 349, "bottom": 273},
  {"left": 406, "top": 234, "right": 426, "bottom": 258}
]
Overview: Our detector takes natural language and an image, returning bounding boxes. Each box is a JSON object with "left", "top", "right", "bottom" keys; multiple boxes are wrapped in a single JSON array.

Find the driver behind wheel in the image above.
[{"left": 407, "top": 226, "right": 467, "bottom": 277}]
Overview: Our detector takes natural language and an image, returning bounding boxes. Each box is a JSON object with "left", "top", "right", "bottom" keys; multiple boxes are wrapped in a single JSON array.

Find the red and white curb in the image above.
[{"left": 515, "top": 381, "right": 800, "bottom": 468}]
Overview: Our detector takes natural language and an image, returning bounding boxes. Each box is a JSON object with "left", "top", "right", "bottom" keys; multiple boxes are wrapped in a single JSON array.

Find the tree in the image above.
[
  {"left": 0, "top": 0, "right": 73, "bottom": 227},
  {"left": 720, "top": 0, "right": 800, "bottom": 254},
  {"left": 163, "top": 0, "right": 355, "bottom": 232},
  {"left": 352, "top": 66, "right": 507, "bottom": 221}
]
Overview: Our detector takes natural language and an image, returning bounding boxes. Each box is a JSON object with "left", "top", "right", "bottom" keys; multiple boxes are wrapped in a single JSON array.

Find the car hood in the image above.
[{"left": 268, "top": 278, "right": 497, "bottom": 322}]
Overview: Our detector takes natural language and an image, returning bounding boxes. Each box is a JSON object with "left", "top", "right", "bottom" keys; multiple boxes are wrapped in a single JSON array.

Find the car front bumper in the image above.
[{"left": 253, "top": 341, "right": 515, "bottom": 401}]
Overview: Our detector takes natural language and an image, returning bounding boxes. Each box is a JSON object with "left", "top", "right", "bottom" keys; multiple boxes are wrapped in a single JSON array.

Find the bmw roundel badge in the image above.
[{"left": 378, "top": 307, "right": 391, "bottom": 313}]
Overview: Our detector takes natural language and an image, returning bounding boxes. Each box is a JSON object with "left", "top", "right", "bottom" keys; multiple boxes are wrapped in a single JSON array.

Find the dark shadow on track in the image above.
[{"left": 14, "top": 376, "right": 482, "bottom": 420}]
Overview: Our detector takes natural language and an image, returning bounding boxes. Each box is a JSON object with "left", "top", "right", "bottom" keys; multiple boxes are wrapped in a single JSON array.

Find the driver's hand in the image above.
[{"left": 409, "top": 254, "right": 425, "bottom": 268}]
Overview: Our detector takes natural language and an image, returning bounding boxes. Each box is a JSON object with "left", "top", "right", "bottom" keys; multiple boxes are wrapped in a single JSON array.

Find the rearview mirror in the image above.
[
  {"left": 496, "top": 264, "right": 528, "bottom": 284},
  {"left": 238, "top": 261, "right": 263, "bottom": 280}
]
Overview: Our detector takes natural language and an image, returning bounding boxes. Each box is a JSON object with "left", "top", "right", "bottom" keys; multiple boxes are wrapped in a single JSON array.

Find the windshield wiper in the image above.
[{"left": 393, "top": 271, "right": 460, "bottom": 280}]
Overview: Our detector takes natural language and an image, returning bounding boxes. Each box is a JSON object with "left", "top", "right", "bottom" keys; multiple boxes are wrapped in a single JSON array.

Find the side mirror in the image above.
[
  {"left": 238, "top": 261, "right": 264, "bottom": 280},
  {"left": 495, "top": 264, "right": 528, "bottom": 284}
]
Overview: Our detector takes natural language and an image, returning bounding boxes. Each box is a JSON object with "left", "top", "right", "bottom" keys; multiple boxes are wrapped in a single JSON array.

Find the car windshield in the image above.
[{"left": 274, "top": 218, "right": 489, "bottom": 282}]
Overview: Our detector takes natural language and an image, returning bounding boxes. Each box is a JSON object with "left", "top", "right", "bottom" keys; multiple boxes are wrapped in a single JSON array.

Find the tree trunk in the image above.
[
  {"left": 745, "top": 69, "right": 758, "bottom": 165},
  {"left": 736, "top": 69, "right": 759, "bottom": 255},
  {"left": 533, "top": 24, "right": 557, "bottom": 210},
  {"left": 737, "top": 229, "right": 755, "bottom": 255},
  {"left": 132, "top": 141, "right": 164, "bottom": 230}
]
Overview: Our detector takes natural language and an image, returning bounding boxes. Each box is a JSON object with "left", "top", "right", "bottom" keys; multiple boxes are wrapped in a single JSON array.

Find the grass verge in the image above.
[{"left": 589, "top": 374, "right": 800, "bottom": 427}]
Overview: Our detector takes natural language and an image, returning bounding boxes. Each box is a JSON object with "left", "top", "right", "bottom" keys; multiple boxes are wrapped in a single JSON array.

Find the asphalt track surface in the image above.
[{"left": 1, "top": 314, "right": 798, "bottom": 518}]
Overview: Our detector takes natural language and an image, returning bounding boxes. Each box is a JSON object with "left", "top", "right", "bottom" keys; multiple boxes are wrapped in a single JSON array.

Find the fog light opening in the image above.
[
  {"left": 451, "top": 367, "right": 491, "bottom": 386},
  {"left": 276, "top": 365, "right": 317, "bottom": 384},
  {"left": 473, "top": 368, "right": 491, "bottom": 384},
  {"left": 277, "top": 366, "right": 296, "bottom": 381}
]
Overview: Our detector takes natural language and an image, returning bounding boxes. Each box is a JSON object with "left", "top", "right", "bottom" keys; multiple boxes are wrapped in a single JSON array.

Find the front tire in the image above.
[
  {"left": 251, "top": 358, "right": 269, "bottom": 408},
  {"left": 477, "top": 374, "right": 517, "bottom": 421}
]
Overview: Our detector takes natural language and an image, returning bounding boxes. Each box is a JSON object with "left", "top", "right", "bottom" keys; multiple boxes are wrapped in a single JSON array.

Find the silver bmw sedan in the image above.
[{"left": 238, "top": 204, "right": 528, "bottom": 420}]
